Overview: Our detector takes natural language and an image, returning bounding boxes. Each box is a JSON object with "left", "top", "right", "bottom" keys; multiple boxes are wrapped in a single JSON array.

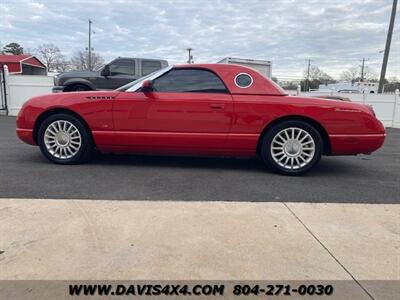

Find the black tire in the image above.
[
  {"left": 38, "top": 113, "right": 93, "bottom": 164},
  {"left": 66, "top": 84, "right": 90, "bottom": 92},
  {"left": 260, "top": 120, "right": 323, "bottom": 175}
]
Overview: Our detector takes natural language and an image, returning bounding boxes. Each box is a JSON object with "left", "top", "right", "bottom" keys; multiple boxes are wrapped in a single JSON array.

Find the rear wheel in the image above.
[
  {"left": 261, "top": 121, "right": 322, "bottom": 175},
  {"left": 38, "top": 113, "right": 92, "bottom": 164}
]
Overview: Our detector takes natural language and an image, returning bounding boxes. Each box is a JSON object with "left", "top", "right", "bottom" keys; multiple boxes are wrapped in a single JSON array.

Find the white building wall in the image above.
[{"left": 218, "top": 57, "right": 272, "bottom": 78}]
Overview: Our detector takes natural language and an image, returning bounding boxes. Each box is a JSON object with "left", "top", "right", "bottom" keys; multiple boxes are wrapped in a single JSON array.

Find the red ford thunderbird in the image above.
[{"left": 16, "top": 64, "right": 385, "bottom": 175}]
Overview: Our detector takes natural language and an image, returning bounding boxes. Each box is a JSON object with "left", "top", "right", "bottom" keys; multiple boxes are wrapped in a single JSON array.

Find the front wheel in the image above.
[
  {"left": 261, "top": 121, "right": 323, "bottom": 175},
  {"left": 38, "top": 113, "right": 92, "bottom": 164}
]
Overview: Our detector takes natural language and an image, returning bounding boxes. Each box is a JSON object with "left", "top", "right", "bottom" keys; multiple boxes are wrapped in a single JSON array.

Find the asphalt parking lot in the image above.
[{"left": 1, "top": 116, "right": 399, "bottom": 203}]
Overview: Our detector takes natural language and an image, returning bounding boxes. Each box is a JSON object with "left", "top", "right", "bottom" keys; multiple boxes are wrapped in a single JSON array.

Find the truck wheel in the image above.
[
  {"left": 66, "top": 84, "right": 90, "bottom": 92},
  {"left": 260, "top": 120, "right": 322, "bottom": 175}
]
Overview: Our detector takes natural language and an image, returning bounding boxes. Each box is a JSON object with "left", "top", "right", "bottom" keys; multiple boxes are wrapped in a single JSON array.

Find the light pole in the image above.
[
  {"left": 378, "top": 0, "right": 397, "bottom": 93},
  {"left": 360, "top": 58, "right": 369, "bottom": 82},
  {"left": 87, "top": 19, "right": 93, "bottom": 71},
  {"left": 305, "top": 59, "right": 312, "bottom": 92}
]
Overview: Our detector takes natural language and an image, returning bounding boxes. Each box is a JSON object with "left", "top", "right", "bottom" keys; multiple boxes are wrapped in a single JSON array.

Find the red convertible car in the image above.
[{"left": 16, "top": 64, "right": 385, "bottom": 175}]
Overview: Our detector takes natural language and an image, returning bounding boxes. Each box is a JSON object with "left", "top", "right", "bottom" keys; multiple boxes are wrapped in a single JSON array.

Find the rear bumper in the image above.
[
  {"left": 16, "top": 128, "right": 36, "bottom": 145},
  {"left": 330, "top": 133, "right": 385, "bottom": 155}
]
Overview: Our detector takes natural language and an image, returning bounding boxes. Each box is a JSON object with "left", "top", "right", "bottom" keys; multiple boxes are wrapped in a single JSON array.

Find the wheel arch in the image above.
[
  {"left": 33, "top": 108, "right": 94, "bottom": 145},
  {"left": 63, "top": 79, "right": 95, "bottom": 91},
  {"left": 256, "top": 115, "right": 331, "bottom": 155}
]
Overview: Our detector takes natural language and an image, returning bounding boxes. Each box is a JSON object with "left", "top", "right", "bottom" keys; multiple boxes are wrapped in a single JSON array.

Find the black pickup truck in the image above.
[{"left": 53, "top": 57, "right": 168, "bottom": 92}]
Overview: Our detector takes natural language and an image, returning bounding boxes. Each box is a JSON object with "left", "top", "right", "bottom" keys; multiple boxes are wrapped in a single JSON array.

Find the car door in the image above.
[
  {"left": 113, "top": 68, "right": 233, "bottom": 153},
  {"left": 99, "top": 59, "right": 137, "bottom": 89}
]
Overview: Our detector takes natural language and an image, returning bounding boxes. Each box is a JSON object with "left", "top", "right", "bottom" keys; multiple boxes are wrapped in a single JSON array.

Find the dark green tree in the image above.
[{"left": 2, "top": 42, "right": 24, "bottom": 55}]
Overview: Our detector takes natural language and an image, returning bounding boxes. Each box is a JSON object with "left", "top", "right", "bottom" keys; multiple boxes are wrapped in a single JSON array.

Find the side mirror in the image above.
[
  {"left": 141, "top": 80, "right": 154, "bottom": 93},
  {"left": 101, "top": 65, "right": 111, "bottom": 77}
]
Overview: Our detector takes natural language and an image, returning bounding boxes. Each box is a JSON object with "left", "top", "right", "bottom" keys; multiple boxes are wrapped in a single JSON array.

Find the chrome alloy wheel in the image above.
[
  {"left": 270, "top": 127, "right": 315, "bottom": 170},
  {"left": 44, "top": 120, "right": 82, "bottom": 159}
]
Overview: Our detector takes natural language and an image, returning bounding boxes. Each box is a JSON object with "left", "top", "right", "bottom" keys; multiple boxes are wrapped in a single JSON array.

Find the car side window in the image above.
[
  {"left": 109, "top": 60, "right": 135, "bottom": 76},
  {"left": 142, "top": 60, "right": 162, "bottom": 76},
  {"left": 153, "top": 69, "right": 228, "bottom": 93}
]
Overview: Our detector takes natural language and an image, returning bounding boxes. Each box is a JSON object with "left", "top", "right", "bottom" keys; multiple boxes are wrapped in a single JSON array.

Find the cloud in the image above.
[
  {"left": 0, "top": 0, "right": 398, "bottom": 79},
  {"left": 27, "top": 1, "right": 45, "bottom": 9}
]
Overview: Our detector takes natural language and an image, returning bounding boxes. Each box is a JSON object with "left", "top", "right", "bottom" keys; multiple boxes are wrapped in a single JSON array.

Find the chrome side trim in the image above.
[{"left": 329, "top": 133, "right": 386, "bottom": 137}]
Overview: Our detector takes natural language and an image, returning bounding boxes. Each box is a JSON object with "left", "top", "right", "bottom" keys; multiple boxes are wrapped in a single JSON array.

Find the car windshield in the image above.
[{"left": 116, "top": 66, "right": 172, "bottom": 92}]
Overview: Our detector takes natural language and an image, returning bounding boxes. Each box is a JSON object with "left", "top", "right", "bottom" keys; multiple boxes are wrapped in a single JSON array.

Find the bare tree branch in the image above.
[
  {"left": 71, "top": 51, "right": 104, "bottom": 71},
  {"left": 341, "top": 66, "right": 378, "bottom": 82},
  {"left": 340, "top": 67, "right": 359, "bottom": 83},
  {"left": 35, "top": 44, "right": 65, "bottom": 72}
]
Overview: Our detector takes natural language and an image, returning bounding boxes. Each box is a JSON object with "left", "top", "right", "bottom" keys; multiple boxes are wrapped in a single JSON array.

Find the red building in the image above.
[{"left": 0, "top": 55, "right": 47, "bottom": 75}]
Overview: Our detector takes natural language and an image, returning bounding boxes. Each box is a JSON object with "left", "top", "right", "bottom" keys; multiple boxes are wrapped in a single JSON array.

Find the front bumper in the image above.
[
  {"left": 16, "top": 128, "right": 36, "bottom": 145},
  {"left": 52, "top": 86, "right": 65, "bottom": 93}
]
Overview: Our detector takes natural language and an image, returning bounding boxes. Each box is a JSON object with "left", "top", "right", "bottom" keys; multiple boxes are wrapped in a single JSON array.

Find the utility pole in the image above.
[
  {"left": 378, "top": 0, "right": 397, "bottom": 93},
  {"left": 305, "top": 59, "right": 312, "bottom": 92},
  {"left": 186, "top": 48, "right": 193, "bottom": 64},
  {"left": 360, "top": 58, "right": 368, "bottom": 82},
  {"left": 88, "top": 19, "right": 92, "bottom": 71}
]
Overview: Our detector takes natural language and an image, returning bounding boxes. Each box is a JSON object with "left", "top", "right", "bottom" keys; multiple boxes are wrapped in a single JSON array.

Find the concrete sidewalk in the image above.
[{"left": 0, "top": 199, "right": 399, "bottom": 296}]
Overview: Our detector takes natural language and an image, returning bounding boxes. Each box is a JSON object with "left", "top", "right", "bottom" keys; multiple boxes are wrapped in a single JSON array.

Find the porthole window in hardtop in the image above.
[
  {"left": 235, "top": 73, "right": 253, "bottom": 88},
  {"left": 153, "top": 68, "right": 228, "bottom": 93}
]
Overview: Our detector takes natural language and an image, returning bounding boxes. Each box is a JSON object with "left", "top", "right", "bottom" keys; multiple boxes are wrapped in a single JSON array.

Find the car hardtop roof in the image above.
[
  {"left": 174, "top": 63, "right": 254, "bottom": 71},
  {"left": 173, "top": 64, "right": 286, "bottom": 96}
]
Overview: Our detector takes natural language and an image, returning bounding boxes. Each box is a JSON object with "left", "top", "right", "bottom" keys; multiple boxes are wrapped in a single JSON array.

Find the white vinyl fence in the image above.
[{"left": 1, "top": 65, "right": 53, "bottom": 116}]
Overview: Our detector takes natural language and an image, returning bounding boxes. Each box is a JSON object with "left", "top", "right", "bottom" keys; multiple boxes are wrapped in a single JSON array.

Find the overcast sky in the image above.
[{"left": 0, "top": 0, "right": 399, "bottom": 79}]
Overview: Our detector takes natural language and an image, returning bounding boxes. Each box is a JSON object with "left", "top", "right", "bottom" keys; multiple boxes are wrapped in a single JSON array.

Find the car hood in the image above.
[{"left": 21, "top": 91, "right": 120, "bottom": 108}]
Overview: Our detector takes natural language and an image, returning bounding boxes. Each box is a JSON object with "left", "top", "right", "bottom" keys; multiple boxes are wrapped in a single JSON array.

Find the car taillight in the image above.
[{"left": 366, "top": 105, "right": 376, "bottom": 117}]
